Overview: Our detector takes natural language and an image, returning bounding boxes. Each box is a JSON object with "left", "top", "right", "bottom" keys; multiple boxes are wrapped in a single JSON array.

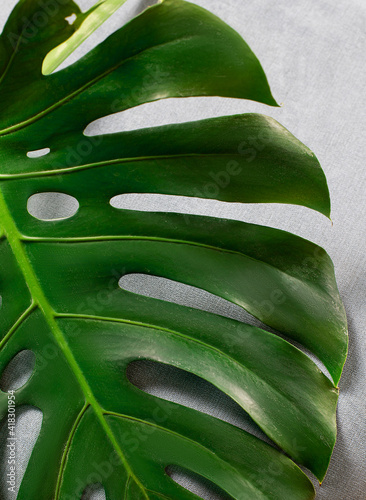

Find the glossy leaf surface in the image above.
[
  {"left": 42, "top": 0, "right": 130, "bottom": 75},
  {"left": 0, "top": 1, "right": 347, "bottom": 499}
]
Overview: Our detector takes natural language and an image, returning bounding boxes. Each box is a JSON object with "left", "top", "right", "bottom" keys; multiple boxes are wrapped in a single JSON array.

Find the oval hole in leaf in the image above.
[
  {"left": 27, "top": 192, "right": 79, "bottom": 221},
  {"left": 0, "top": 350, "right": 36, "bottom": 392},
  {"left": 82, "top": 483, "right": 106, "bottom": 500},
  {"left": 26, "top": 148, "right": 50, "bottom": 158},
  {"left": 127, "top": 360, "right": 269, "bottom": 442},
  {"left": 0, "top": 406, "right": 43, "bottom": 499},
  {"left": 166, "top": 465, "right": 234, "bottom": 500},
  {"left": 119, "top": 273, "right": 263, "bottom": 327}
]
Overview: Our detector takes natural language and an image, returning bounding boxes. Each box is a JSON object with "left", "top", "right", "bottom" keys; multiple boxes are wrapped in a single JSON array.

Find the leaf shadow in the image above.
[
  {"left": 338, "top": 310, "right": 360, "bottom": 393},
  {"left": 314, "top": 420, "right": 354, "bottom": 499}
]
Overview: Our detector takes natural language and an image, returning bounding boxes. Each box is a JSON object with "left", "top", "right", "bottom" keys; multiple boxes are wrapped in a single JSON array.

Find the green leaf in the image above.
[
  {"left": 42, "top": 0, "right": 131, "bottom": 75},
  {"left": 0, "top": 0, "right": 347, "bottom": 499}
]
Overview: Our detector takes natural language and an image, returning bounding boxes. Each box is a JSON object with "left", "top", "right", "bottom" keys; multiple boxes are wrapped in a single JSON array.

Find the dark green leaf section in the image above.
[
  {"left": 0, "top": 0, "right": 347, "bottom": 498},
  {"left": 0, "top": 114, "right": 330, "bottom": 216},
  {"left": 0, "top": 0, "right": 81, "bottom": 89},
  {"left": 0, "top": 0, "right": 276, "bottom": 135},
  {"left": 58, "top": 312, "right": 338, "bottom": 481},
  {"left": 0, "top": 309, "right": 85, "bottom": 500},
  {"left": 60, "top": 401, "right": 316, "bottom": 499},
  {"left": 0, "top": 236, "right": 31, "bottom": 339},
  {"left": 9, "top": 207, "right": 345, "bottom": 384},
  {"left": 0, "top": 202, "right": 344, "bottom": 486},
  {"left": 0, "top": 304, "right": 318, "bottom": 499}
]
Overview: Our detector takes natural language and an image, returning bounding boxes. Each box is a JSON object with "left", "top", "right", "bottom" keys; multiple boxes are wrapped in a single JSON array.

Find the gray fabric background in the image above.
[{"left": 0, "top": 0, "right": 365, "bottom": 498}]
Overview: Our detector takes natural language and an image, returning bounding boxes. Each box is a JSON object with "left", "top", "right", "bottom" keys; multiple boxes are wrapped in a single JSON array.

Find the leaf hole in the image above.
[
  {"left": 127, "top": 360, "right": 268, "bottom": 441},
  {"left": 166, "top": 465, "right": 234, "bottom": 500},
  {"left": 65, "top": 13, "right": 77, "bottom": 25},
  {"left": 110, "top": 193, "right": 223, "bottom": 215},
  {"left": 0, "top": 350, "right": 36, "bottom": 392},
  {"left": 26, "top": 148, "right": 50, "bottom": 158},
  {"left": 27, "top": 192, "right": 79, "bottom": 221},
  {"left": 109, "top": 194, "right": 327, "bottom": 244},
  {"left": 119, "top": 274, "right": 263, "bottom": 327},
  {"left": 82, "top": 483, "right": 106, "bottom": 500},
  {"left": 0, "top": 406, "right": 43, "bottom": 499}
]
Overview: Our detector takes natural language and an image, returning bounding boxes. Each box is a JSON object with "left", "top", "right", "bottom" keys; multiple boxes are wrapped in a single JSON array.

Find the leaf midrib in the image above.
[{"left": 0, "top": 188, "right": 150, "bottom": 499}]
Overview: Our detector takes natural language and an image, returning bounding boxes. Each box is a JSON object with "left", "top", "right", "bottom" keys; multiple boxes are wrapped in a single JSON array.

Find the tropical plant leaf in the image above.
[
  {"left": 0, "top": 0, "right": 347, "bottom": 499},
  {"left": 42, "top": 0, "right": 131, "bottom": 75}
]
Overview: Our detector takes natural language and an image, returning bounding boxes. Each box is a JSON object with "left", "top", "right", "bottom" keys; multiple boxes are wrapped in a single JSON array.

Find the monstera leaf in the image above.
[{"left": 0, "top": 0, "right": 348, "bottom": 499}]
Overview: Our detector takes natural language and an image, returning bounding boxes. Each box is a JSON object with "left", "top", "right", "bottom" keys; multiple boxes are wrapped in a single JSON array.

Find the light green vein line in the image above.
[
  {"left": 0, "top": 64, "right": 119, "bottom": 136},
  {"left": 23, "top": 234, "right": 243, "bottom": 256},
  {"left": 0, "top": 189, "right": 149, "bottom": 499},
  {"left": 56, "top": 312, "right": 317, "bottom": 418},
  {"left": 55, "top": 403, "right": 90, "bottom": 499},
  {"left": 146, "top": 489, "right": 172, "bottom": 500},
  {"left": 0, "top": 302, "right": 37, "bottom": 350},
  {"left": 0, "top": 31, "right": 22, "bottom": 87},
  {"left": 56, "top": 312, "right": 249, "bottom": 368},
  {"left": 0, "top": 36, "right": 196, "bottom": 137},
  {"left": 22, "top": 233, "right": 335, "bottom": 300},
  {"left": 0, "top": 12, "right": 33, "bottom": 88},
  {"left": 104, "top": 411, "right": 223, "bottom": 467},
  {"left": 0, "top": 153, "right": 239, "bottom": 180},
  {"left": 124, "top": 475, "right": 131, "bottom": 500},
  {"left": 105, "top": 411, "right": 289, "bottom": 500},
  {"left": 104, "top": 410, "right": 248, "bottom": 496}
]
